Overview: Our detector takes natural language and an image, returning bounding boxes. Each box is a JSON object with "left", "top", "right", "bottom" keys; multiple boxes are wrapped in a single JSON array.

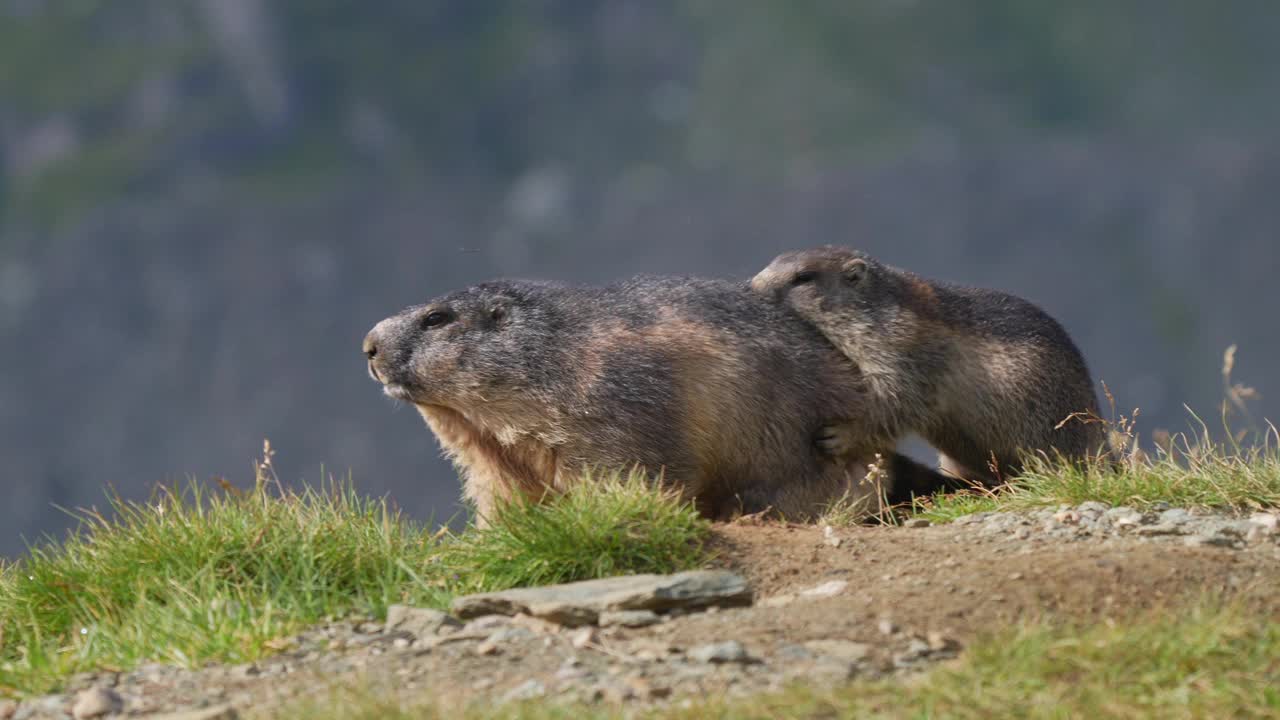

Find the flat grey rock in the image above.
[
  {"left": 450, "top": 570, "right": 752, "bottom": 625},
  {"left": 385, "top": 605, "right": 462, "bottom": 639}
]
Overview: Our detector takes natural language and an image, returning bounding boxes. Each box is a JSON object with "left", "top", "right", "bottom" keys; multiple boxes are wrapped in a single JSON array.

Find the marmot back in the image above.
[
  {"left": 751, "top": 246, "right": 1106, "bottom": 482},
  {"left": 363, "top": 275, "right": 949, "bottom": 522}
]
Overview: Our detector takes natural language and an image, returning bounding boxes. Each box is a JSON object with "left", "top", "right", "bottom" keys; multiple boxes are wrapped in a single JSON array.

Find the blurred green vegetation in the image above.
[{"left": 2, "top": 1, "right": 1276, "bottom": 225}]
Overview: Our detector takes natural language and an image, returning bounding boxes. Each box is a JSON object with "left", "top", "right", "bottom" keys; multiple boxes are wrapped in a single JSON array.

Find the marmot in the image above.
[
  {"left": 751, "top": 246, "right": 1105, "bottom": 483},
  {"left": 363, "top": 275, "right": 950, "bottom": 523}
]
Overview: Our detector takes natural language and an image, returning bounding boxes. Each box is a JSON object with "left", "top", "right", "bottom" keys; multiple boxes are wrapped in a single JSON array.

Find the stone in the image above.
[
  {"left": 1076, "top": 501, "right": 1110, "bottom": 515},
  {"left": 509, "top": 614, "right": 564, "bottom": 635},
  {"left": 903, "top": 518, "right": 931, "bottom": 528},
  {"left": 803, "top": 640, "right": 871, "bottom": 663},
  {"left": 1052, "top": 510, "right": 1081, "bottom": 525},
  {"left": 1109, "top": 509, "right": 1143, "bottom": 530},
  {"left": 1184, "top": 535, "right": 1237, "bottom": 549},
  {"left": 147, "top": 707, "right": 240, "bottom": 720},
  {"left": 877, "top": 618, "right": 898, "bottom": 636},
  {"left": 688, "top": 640, "right": 752, "bottom": 664},
  {"left": 775, "top": 644, "right": 815, "bottom": 661},
  {"left": 384, "top": 605, "right": 462, "bottom": 639},
  {"left": 808, "top": 660, "right": 859, "bottom": 682},
  {"left": 759, "top": 594, "right": 796, "bottom": 608},
  {"left": 799, "top": 580, "right": 848, "bottom": 598},
  {"left": 822, "top": 525, "right": 843, "bottom": 548},
  {"left": 1249, "top": 512, "right": 1279, "bottom": 532},
  {"left": 450, "top": 571, "right": 752, "bottom": 625},
  {"left": 927, "top": 632, "right": 961, "bottom": 653},
  {"left": 463, "top": 615, "right": 513, "bottom": 631},
  {"left": 72, "top": 688, "right": 122, "bottom": 719},
  {"left": 487, "top": 627, "right": 534, "bottom": 643},
  {"left": 603, "top": 676, "right": 668, "bottom": 703},
  {"left": 599, "top": 610, "right": 661, "bottom": 628},
  {"left": 501, "top": 680, "right": 547, "bottom": 703},
  {"left": 1158, "top": 508, "right": 1192, "bottom": 525},
  {"left": 895, "top": 638, "right": 933, "bottom": 666},
  {"left": 1136, "top": 523, "right": 1185, "bottom": 537},
  {"left": 570, "top": 627, "right": 597, "bottom": 649}
]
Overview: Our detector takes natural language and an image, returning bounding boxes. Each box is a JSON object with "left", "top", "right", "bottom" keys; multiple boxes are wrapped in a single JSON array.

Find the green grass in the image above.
[
  {"left": 436, "top": 470, "right": 711, "bottom": 596},
  {"left": 276, "top": 600, "right": 1280, "bottom": 720},
  {"left": 912, "top": 428, "right": 1280, "bottom": 523},
  {"left": 0, "top": 469, "right": 711, "bottom": 697}
]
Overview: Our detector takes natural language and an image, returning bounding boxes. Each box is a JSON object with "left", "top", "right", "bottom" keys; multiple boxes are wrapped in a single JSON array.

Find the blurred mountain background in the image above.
[{"left": 2, "top": 0, "right": 1277, "bottom": 555}]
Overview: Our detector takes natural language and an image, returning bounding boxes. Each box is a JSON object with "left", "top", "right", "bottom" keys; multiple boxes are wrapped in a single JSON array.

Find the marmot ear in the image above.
[{"left": 842, "top": 258, "right": 868, "bottom": 285}]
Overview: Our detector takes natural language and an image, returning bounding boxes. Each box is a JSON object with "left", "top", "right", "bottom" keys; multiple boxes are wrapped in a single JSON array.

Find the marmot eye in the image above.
[
  {"left": 422, "top": 311, "right": 453, "bottom": 329},
  {"left": 791, "top": 271, "right": 818, "bottom": 286},
  {"left": 490, "top": 306, "right": 507, "bottom": 322}
]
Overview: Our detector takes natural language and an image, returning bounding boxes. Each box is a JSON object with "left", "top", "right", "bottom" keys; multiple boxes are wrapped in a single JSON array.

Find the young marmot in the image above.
[
  {"left": 363, "top": 275, "right": 949, "bottom": 522},
  {"left": 752, "top": 247, "right": 1105, "bottom": 483}
]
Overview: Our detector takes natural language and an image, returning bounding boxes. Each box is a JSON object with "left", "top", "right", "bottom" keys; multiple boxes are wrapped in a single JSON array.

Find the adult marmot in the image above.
[{"left": 364, "top": 275, "right": 949, "bottom": 522}]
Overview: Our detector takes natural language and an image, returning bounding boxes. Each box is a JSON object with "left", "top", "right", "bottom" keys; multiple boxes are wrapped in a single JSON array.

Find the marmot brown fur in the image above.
[
  {"left": 752, "top": 247, "right": 1105, "bottom": 483},
  {"left": 363, "top": 275, "right": 950, "bottom": 522}
]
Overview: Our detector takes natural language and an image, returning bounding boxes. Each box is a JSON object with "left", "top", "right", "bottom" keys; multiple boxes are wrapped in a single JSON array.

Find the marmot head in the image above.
[
  {"left": 363, "top": 280, "right": 562, "bottom": 409},
  {"left": 750, "top": 246, "right": 895, "bottom": 322}
]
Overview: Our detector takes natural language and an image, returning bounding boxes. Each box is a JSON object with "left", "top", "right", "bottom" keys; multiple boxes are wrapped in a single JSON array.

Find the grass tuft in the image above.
[
  {"left": 0, "top": 460, "right": 712, "bottom": 697},
  {"left": 913, "top": 426, "right": 1280, "bottom": 523},
  {"left": 434, "top": 469, "right": 711, "bottom": 595},
  {"left": 0, "top": 477, "right": 440, "bottom": 695}
]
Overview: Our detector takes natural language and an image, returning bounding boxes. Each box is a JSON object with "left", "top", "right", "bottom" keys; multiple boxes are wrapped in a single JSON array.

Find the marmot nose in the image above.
[{"left": 362, "top": 334, "right": 378, "bottom": 359}]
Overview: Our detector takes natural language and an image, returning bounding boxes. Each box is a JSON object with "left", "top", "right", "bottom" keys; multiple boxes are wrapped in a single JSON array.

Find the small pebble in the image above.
[
  {"left": 904, "top": 518, "right": 930, "bottom": 528},
  {"left": 800, "top": 580, "right": 849, "bottom": 598},
  {"left": 878, "top": 618, "right": 899, "bottom": 636},
  {"left": 1249, "top": 512, "right": 1279, "bottom": 532},
  {"left": 803, "top": 640, "right": 871, "bottom": 663},
  {"left": 1136, "top": 523, "right": 1185, "bottom": 537},
  {"left": 927, "top": 632, "right": 961, "bottom": 653},
  {"left": 1184, "top": 535, "right": 1237, "bottom": 549},
  {"left": 1053, "top": 510, "right": 1081, "bottom": 525},
  {"left": 570, "top": 627, "right": 597, "bottom": 650},
  {"left": 599, "top": 610, "right": 661, "bottom": 628},
  {"left": 688, "top": 641, "right": 751, "bottom": 664},
  {"left": 72, "top": 687, "right": 122, "bottom": 719},
  {"left": 502, "top": 680, "right": 546, "bottom": 702}
]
